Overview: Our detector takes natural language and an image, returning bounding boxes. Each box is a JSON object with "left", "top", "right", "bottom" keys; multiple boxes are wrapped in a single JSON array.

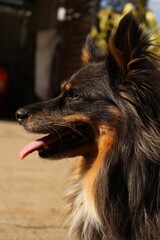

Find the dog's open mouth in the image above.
[{"left": 20, "top": 124, "right": 95, "bottom": 160}]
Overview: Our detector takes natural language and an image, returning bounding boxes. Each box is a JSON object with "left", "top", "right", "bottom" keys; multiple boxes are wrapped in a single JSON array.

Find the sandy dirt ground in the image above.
[{"left": 0, "top": 120, "right": 74, "bottom": 240}]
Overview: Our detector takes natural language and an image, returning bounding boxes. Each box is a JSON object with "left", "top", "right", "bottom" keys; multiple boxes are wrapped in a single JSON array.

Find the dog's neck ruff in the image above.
[{"left": 65, "top": 157, "right": 103, "bottom": 240}]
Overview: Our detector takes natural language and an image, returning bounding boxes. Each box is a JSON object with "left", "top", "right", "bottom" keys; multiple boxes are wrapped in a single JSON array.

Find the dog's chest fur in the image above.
[{"left": 64, "top": 157, "right": 104, "bottom": 240}]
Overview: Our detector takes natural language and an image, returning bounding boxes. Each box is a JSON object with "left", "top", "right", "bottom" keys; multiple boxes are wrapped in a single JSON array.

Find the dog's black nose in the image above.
[{"left": 16, "top": 108, "right": 29, "bottom": 122}]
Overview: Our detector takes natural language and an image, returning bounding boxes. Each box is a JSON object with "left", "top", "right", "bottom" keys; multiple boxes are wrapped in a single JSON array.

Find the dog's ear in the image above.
[
  {"left": 81, "top": 35, "right": 105, "bottom": 64},
  {"left": 107, "top": 13, "right": 149, "bottom": 84}
]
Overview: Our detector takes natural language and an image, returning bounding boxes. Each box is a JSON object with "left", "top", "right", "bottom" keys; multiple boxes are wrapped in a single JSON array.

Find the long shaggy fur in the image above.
[
  {"left": 65, "top": 14, "right": 160, "bottom": 240},
  {"left": 16, "top": 13, "right": 160, "bottom": 240}
]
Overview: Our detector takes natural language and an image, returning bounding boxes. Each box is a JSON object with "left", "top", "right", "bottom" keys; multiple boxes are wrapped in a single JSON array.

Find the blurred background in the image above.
[
  {"left": 0, "top": 1, "right": 159, "bottom": 240},
  {"left": 0, "top": 0, "right": 159, "bottom": 119}
]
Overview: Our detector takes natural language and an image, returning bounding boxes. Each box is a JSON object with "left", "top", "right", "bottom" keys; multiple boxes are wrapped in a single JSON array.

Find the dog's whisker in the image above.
[
  {"left": 52, "top": 123, "right": 88, "bottom": 140},
  {"left": 48, "top": 126, "right": 63, "bottom": 149}
]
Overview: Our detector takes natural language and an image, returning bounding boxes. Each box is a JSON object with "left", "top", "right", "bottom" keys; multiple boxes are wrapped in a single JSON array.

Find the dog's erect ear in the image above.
[
  {"left": 81, "top": 35, "right": 105, "bottom": 64},
  {"left": 107, "top": 13, "right": 149, "bottom": 83}
]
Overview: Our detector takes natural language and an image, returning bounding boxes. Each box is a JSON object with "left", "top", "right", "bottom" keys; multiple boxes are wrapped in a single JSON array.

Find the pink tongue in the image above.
[
  {"left": 19, "top": 134, "right": 57, "bottom": 160},
  {"left": 19, "top": 130, "right": 71, "bottom": 160},
  {"left": 19, "top": 140, "right": 45, "bottom": 160}
]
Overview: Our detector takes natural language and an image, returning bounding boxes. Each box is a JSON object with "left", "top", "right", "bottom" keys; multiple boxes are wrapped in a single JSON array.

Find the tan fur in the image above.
[
  {"left": 108, "top": 38, "right": 125, "bottom": 73},
  {"left": 81, "top": 49, "right": 92, "bottom": 64},
  {"left": 64, "top": 124, "right": 116, "bottom": 239},
  {"left": 61, "top": 81, "right": 72, "bottom": 91},
  {"left": 63, "top": 114, "right": 89, "bottom": 123}
]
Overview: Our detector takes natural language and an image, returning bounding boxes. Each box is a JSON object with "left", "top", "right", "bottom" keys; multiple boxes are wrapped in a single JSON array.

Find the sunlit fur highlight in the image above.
[{"left": 16, "top": 13, "right": 160, "bottom": 240}]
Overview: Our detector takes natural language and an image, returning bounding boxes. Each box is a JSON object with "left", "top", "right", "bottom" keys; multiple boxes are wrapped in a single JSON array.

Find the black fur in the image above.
[{"left": 16, "top": 13, "right": 160, "bottom": 239}]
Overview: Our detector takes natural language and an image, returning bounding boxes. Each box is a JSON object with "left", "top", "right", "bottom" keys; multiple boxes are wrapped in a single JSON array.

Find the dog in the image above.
[{"left": 16, "top": 13, "right": 160, "bottom": 240}]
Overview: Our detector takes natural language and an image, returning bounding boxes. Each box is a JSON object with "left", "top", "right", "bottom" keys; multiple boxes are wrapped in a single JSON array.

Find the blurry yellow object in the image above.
[
  {"left": 91, "top": 2, "right": 160, "bottom": 56},
  {"left": 123, "top": 3, "right": 135, "bottom": 14},
  {"left": 146, "top": 10, "right": 158, "bottom": 30}
]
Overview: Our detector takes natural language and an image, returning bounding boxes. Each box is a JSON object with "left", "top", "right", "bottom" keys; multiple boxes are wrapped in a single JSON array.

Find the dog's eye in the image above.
[{"left": 67, "top": 90, "right": 79, "bottom": 100}]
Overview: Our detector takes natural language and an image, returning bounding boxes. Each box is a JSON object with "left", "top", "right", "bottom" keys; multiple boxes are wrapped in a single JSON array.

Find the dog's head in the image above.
[
  {"left": 16, "top": 13, "right": 160, "bottom": 164},
  {"left": 16, "top": 13, "right": 160, "bottom": 240}
]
